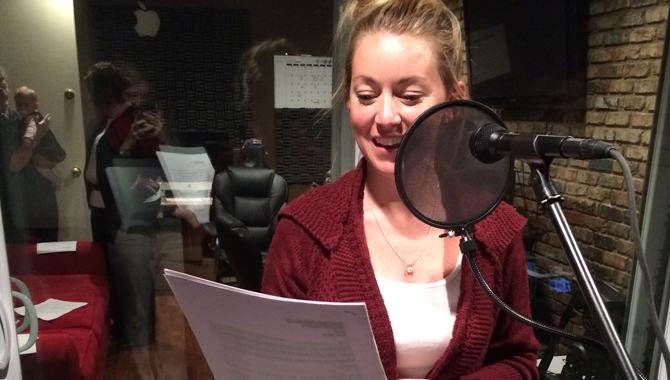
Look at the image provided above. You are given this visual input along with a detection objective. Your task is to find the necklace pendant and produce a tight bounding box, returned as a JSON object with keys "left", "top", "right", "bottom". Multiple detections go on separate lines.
{"left": 407, "top": 266, "right": 414, "bottom": 274}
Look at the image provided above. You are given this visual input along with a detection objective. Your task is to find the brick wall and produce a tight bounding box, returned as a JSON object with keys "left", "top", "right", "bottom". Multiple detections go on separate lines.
{"left": 447, "top": 0, "right": 669, "bottom": 342}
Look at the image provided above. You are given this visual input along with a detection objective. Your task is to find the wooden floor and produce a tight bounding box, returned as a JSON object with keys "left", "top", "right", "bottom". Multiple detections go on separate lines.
{"left": 104, "top": 292, "right": 214, "bottom": 380}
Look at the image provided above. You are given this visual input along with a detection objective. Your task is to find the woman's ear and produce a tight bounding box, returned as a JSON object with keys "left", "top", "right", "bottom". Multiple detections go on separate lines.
{"left": 448, "top": 81, "right": 467, "bottom": 100}
{"left": 457, "top": 81, "right": 467, "bottom": 96}
{"left": 447, "top": 81, "right": 468, "bottom": 100}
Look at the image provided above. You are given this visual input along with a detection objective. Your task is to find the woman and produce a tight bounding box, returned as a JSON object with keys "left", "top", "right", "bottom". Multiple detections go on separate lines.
{"left": 261, "top": 1, "right": 539, "bottom": 379}
{"left": 84, "top": 61, "right": 168, "bottom": 348}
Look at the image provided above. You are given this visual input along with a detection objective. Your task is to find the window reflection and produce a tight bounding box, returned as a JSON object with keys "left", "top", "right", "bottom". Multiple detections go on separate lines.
{"left": 2, "top": 0, "right": 335, "bottom": 378}
{"left": 6, "top": 0, "right": 666, "bottom": 379}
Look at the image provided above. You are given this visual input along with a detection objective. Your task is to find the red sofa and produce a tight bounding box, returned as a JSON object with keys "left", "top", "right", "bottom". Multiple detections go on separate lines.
{"left": 7, "top": 241, "right": 110, "bottom": 380}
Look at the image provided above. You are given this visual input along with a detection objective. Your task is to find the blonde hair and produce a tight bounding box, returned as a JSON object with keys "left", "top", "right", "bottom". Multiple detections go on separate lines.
{"left": 14, "top": 86, "right": 38, "bottom": 103}
{"left": 333, "top": 0, "right": 464, "bottom": 105}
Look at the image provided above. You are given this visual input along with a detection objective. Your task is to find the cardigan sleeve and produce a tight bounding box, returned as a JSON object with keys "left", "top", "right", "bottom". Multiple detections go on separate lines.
{"left": 261, "top": 216, "right": 319, "bottom": 299}
{"left": 459, "top": 232, "right": 540, "bottom": 380}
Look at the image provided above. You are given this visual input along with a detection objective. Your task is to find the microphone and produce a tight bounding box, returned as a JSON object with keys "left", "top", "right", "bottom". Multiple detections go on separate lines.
{"left": 470, "top": 123, "right": 616, "bottom": 164}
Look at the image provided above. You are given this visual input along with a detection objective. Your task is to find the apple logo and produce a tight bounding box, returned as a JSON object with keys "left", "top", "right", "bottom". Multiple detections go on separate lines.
{"left": 134, "top": 2, "right": 160, "bottom": 37}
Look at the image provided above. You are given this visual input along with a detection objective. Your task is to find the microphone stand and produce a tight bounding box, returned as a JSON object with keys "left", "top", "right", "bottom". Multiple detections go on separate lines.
{"left": 527, "top": 161, "right": 637, "bottom": 380}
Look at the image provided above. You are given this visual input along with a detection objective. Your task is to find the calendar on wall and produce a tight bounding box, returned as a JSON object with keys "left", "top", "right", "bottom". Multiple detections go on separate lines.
{"left": 274, "top": 55, "right": 333, "bottom": 109}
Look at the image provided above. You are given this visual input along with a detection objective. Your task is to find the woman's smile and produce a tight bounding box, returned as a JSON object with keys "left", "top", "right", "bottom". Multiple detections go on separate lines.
{"left": 373, "top": 136, "right": 404, "bottom": 149}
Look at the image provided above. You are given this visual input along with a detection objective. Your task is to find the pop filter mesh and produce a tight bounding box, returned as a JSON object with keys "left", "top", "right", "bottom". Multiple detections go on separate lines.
{"left": 395, "top": 100, "right": 512, "bottom": 229}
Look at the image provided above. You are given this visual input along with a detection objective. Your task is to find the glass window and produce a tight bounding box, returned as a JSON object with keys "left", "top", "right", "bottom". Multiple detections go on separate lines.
{"left": 0, "top": 1, "right": 667, "bottom": 379}
{"left": 0, "top": 0, "right": 337, "bottom": 378}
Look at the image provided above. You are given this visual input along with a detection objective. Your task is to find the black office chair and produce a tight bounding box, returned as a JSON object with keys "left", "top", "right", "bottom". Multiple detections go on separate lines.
{"left": 212, "top": 166, "right": 288, "bottom": 292}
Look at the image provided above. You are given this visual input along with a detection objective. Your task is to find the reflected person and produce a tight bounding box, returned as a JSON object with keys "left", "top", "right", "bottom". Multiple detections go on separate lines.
{"left": 84, "top": 61, "right": 169, "bottom": 348}
{"left": 14, "top": 86, "right": 67, "bottom": 192}
{"left": 13, "top": 86, "right": 65, "bottom": 242}
{"left": 0, "top": 66, "right": 54, "bottom": 243}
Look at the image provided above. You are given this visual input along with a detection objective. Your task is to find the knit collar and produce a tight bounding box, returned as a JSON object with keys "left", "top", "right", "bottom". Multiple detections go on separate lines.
{"left": 278, "top": 159, "right": 365, "bottom": 251}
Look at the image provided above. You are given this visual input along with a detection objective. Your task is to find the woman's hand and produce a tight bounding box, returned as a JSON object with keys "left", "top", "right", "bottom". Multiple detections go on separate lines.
{"left": 131, "top": 111, "right": 167, "bottom": 142}
{"left": 130, "top": 174, "right": 160, "bottom": 193}
{"left": 119, "top": 110, "right": 167, "bottom": 155}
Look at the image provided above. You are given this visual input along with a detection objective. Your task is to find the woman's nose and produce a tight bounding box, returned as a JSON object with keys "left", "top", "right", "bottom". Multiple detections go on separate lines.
{"left": 375, "top": 95, "right": 401, "bottom": 130}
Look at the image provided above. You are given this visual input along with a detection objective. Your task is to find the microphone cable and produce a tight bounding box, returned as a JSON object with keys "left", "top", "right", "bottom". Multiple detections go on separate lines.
{"left": 459, "top": 148, "right": 670, "bottom": 380}
{"left": 462, "top": 248, "right": 647, "bottom": 380}
{"left": 610, "top": 149, "right": 670, "bottom": 380}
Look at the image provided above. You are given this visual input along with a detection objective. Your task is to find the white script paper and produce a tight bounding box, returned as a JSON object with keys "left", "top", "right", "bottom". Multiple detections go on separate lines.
{"left": 36, "top": 241, "right": 77, "bottom": 254}
{"left": 15, "top": 299, "right": 87, "bottom": 321}
{"left": 164, "top": 269, "right": 386, "bottom": 380}
{"left": 156, "top": 150, "right": 214, "bottom": 224}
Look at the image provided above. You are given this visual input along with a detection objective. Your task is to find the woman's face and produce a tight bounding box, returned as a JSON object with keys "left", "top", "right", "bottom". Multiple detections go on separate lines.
{"left": 101, "top": 85, "right": 138, "bottom": 119}
{"left": 347, "top": 32, "right": 462, "bottom": 177}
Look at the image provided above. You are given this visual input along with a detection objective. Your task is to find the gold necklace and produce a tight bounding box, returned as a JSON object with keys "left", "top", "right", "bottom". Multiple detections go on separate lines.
{"left": 364, "top": 194, "right": 432, "bottom": 275}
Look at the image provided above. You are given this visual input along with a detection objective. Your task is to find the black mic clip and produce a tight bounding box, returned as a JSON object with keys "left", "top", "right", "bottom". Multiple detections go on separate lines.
{"left": 440, "top": 224, "right": 476, "bottom": 239}
{"left": 440, "top": 225, "right": 478, "bottom": 254}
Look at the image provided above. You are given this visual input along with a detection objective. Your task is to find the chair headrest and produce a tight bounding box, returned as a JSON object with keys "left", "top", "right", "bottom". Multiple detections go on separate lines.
{"left": 227, "top": 167, "right": 277, "bottom": 198}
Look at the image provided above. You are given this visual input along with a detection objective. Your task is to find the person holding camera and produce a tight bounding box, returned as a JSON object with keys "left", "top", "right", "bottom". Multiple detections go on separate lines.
{"left": 84, "top": 61, "right": 169, "bottom": 349}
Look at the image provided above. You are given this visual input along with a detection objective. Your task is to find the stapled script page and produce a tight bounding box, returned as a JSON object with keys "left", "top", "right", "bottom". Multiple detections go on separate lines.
{"left": 164, "top": 269, "right": 386, "bottom": 380}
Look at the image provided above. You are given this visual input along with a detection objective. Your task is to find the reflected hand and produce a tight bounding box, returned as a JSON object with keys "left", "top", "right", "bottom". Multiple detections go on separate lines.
{"left": 130, "top": 174, "right": 160, "bottom": 193}
{"left": 119, "top": 110, "right": 167, "bottom": 156}
{"left": 52, "top": 177, "right": 63, "bottom": 191}
{"left": 131, "top": 111, "right": 166, "bottom": 142}
{"left": 36, "top": 113, "right": 51, "bottom": 140}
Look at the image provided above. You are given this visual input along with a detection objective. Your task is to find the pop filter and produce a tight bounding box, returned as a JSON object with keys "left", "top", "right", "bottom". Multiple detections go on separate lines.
{"left": 395, "top": 100, "right": 512, "bottom": 229}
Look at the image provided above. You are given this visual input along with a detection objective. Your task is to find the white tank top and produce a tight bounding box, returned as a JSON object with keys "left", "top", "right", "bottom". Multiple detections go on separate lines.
{"left": 376, "top": 254, "right": 462, "bottom": 379}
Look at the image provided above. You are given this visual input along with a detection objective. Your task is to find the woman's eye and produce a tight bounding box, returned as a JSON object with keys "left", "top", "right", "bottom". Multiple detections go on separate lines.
{"left": 402, "top": 94, "right": 422, "bottom": 103}
{"left": 356, "top": 93, "right": 376, "bottom": 103}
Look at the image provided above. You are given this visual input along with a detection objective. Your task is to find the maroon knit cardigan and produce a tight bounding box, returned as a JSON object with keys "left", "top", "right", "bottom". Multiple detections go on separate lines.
{"left": 262, "top": 162, "right": 539, "bottom": 380}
